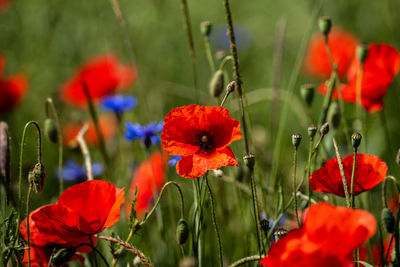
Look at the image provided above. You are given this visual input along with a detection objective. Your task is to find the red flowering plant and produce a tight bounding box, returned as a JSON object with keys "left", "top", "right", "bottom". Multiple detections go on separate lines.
{"left": 161, "top": 104, "right": 242, "bottom": 178}
{"left": 0, "top": 54, "right": 28, "bottom": 114}
{"left": 260, "top": 203, "right": 377, "bottom": 267}
{"left": 19, "top": 180, "right": 124, "bottom": 266}
{"left": 309, "top": 154, "right": 387, "bottom": 197}
{"left": 60, "top": 53, "right": 136, "bottom": 108}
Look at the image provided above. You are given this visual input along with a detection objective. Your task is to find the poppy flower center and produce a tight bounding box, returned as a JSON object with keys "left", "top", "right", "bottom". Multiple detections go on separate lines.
{"left": 196, "top": 131, "right": 214, "bottom": 153}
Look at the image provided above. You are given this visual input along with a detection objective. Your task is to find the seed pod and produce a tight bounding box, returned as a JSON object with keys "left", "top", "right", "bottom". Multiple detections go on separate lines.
{"left": 273, "top": 228, "right": 288, "bottom": 242}
{"left": 44, "top": 118, "right": 58, "bottom": 143}
{"left": 382, "top": 208, "right": 395, "bottom": 233}
{"left": 351, "top": 132, "right": 362, "bottom": 150}
{"left": 28, "top": 163, "right": 46, "bottom": 194}
{"left": 226, "top": 81, "right": 236, "bottom": 93}
{"left": 320, "top": 122, "right": 330, "bottom": 135}
{"left": 307, "top": 124, "right": 317, "bottom": 139}
{"left": 176, "top": 219, "right": 189, "bottom": 245}
{"left": 51, "top": 247, "right": 76, "bottom": 267}
{"left": 209, "top": 70, "right": 225, "bottom": 97}
{"left": 327, "top": 101, "right": 341, "bottom": 129}
{"left": 292, "top": 133, "right": 302, "bottom": 148}
{"left": 357, "top": 44, "right": 368, "bottom": 64}
{"left": 0, "top": 122, "right": 10, "bottom": 183}
{"left": 318, "top": 16, "right": 332, "bottom": 36}
{"left": 200, "top": 21, "right": 212, "bottom": 37}
{"left": 243, "top": 153, "right": 255, "bottom": 169}
{"left": 300, "top": 83, "right": 315, "bottom": 107}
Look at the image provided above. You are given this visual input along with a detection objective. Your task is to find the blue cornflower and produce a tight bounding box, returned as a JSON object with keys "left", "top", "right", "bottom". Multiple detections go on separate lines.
{"left": 124, "top": 121, "right": 163, "bottom": 147}
{"left": 56, "top": 160, "right": 103, "bottom": 182}
{"left": 168, "top": 155, "right": 182, "bottom": 167}
{"left": 101, "top": 95, "right": 137, "bottom": 114}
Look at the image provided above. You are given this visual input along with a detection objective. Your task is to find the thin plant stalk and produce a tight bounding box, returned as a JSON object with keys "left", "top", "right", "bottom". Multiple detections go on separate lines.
{"left": 307, "top": 137, "right": 314, "bottom": 208}
{"left": 26, "top": 186, "right": 32, "bottom": 267}
{"left": 228, "top": 254, "right": 264, "bottom": 267}
{"left": 293, "top": 147, "right": 301, "bottom": 227}
{"left": 76, "top": 124, "right": 93, "bottom": 181}
{"left": 332, "top": 138, "right": 351, "bottom": 207}
{"left": 205, "top": 174, "right": 223, "bottom": 267}
{"left": 203, "top": 35, "right": 215, "bottom": 73}
{"left": 350, "top": 148, "right": 358, "bottom": 208}
{"left": 89, "top": 235, "right": 98, "bottom": 267}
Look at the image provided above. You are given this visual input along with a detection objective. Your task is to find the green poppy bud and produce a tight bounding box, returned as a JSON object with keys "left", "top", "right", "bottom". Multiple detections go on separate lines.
{"left": 44, "top": 118, "right": 58, "bottom": 143}
{"left": 300, "top": 83, "right": 315, "bottom": 107}
{"left": 273, "top": 228, "right": 288, "bottom": 242}
{"left": 226, "top": 81, "right": 236, "bottom": 93}
{"left": 357, "top": 43, "right": 368, "bottom": 64}
{"left": 327, "top": 101, "right": 341, "bottom": 129}
{"left": 260, "top": 219, "right": 270, "bottom": 238}
{"left": 382, "top": 208, "right": 395, "bottom": 233}
{"left": 200, "top": 21, "right": 212, "bottom": 37}
{"left": 320, "top": 122, "right": 330, "bottom": 135}
{"left": 28, "top": 163, "right": 46, "bottom": 194}
{"left": 292, "top": 133, "right": 302, "bottom": 148}
{"left": 176, "top": 219, "right": 189, "bottom": 245}
{"left": 307, "top": 124, "right": 317, "bottom": 139}
{"left": 318, "top": 16, "right": 332, "bottom": 36}
{"left": 51, "top": 247, "right": 76, "bottom": 267}
{"left": 351, "top": 132, "right": 362, "bottom": 150}
{"left": 243, "top": 153, "right": 255, "bottom": 169}
{"left": 209, "top": 70, "right": 225, "bottom": 97}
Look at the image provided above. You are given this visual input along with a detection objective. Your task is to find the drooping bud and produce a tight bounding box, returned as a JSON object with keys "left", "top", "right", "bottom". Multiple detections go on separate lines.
{"left": 320, "top": 122, "right": 330, "bottom": 135}
{"left": 351, "top": 132, "right": 362, "bottom": 150}
{"left": 318, "top": 16, "right": 332, "bottom": 36}
{"left": 44, "top": 118, "right": 58, "bottom": 143}
{"left": 209, "top": 70, "right": 225, "bottom": 97}
{"left": 273, "top": 228, "right": 288, "bottom": 242}
{"left": 382, "top": 208, "right": 395, "bottom": 233}
{"left": 307, "top": 124, "right": 317, "bottom": 139}
{"left": 327, "top": 101, "right": 341, "bottom": 129}
{"left": 291, "top": 133, "right": 302, "bottom": 149}
{"left": 243, "top": 153, "right": 255, "bottom": 169}
{"left": 357, "top": 43, "right": 369, "bottom": 64}
{"left": 51, "top": 247, "right": 76, "bottom": 267}
{"left": 28, "top": 163, "right": 46, "bottom": 194}
{"left": 300, "top": 83, "right": 315, "bottom": 107}
{"left": 396, "top": 148, "right": 400, "bottom": 166}
{"left": 176, "top": 219, "right": 189, "bottom": 245}
{"left": 200, "top": 21, "right": 212, "bottom": 37}
{"left": 133, "top": 256, "right": 143, "bottom": 267}
{"left": 226, "top": 81, "right": 236, "bottom": 94}
{"left": 0, "top": 122, "right": 10, "bottom": 183}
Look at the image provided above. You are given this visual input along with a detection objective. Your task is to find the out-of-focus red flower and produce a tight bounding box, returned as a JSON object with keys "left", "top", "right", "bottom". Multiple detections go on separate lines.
{"left": 0, "top": 55, "right": 28, "bottom": 113}
{"left": 126, "top": 151, "right": 167, "bottom": 219}
{"left": 359, "top": 236, "right": 393, "bottom": 265}
{"left": 0, "top": 0, "right": 10, "bottom": 10}
{"left": 62, "top": 114, "right": 117, "bottom": 147}
{"left": 260, "top": 202, "right": 376, "bottom": 267}
{"left": 161, "top": 104, "right": 242, "bottom": 178}
{"left": 309, "top": 154, "right": 387, "bottom": 197}
{"left": 304, "top": 28, "right": 359, "bottom": 80}
{"left": 60, "top": 54, "right": 136, "bottom": 108}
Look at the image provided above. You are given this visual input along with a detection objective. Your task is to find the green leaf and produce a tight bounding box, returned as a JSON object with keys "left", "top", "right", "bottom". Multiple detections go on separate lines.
{"left": 355, "top": 260, "right": 374, "bottom": 267}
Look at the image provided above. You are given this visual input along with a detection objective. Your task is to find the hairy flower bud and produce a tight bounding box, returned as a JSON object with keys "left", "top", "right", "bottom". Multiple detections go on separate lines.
{"left": 51, "top": 247, "right": 76, "bottom": 267}
{"left": 243, "top": 153, "right": 255, "bottom": 169}
{"left": 307, "top": 124, "right": 317, "bottom": 139}
{"left": 351, "top": 132, "right": 362, "bottom": 150}
{"left": 28, "top": 163, "right": 46, "bottom": 194}
{"left": 382, "top": 208, "right": 395, "bottom": 233}
{"left": 209, "top": 70, "right": 225, "bottom": 97}
{"left": 300, "top": 83, "right": 315, "bottom": 107}
{"left": 44, "top": 118, "right": 58, "bottom": 143}
{"left": 227, "top": 81, "right": 236, "bottom": 93}
{"left": 273, "top": 228, "right": 288, "bottom": 242}
{"left": 176, "top": 219, "right": 189, "bottom": 245}
{"left": 357, "top": 43, "right": 369, "bottom": 64}
{"left": 292, "top": 133, "right": 302, "bottom": 148}
{"left": 260, "top": 219, "right": 270, "bottom": 238}
{"left": 320, "top": 122, "right": 330, "bottom": 135}
{"left": 200, "top": 21, "right": 212, "bottom": 37}
{"left": 318, "top": 16, "right": 332, "bottom": 35}
{"left": 327, "top": 101, "right": 341, "bottom": 129}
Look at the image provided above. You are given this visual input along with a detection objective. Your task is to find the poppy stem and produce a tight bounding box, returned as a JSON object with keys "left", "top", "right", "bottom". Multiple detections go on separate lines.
{"left": 205, "top": 174, "right": 223, "bottom": 267}
{"left": 228, "top": 254, "right": 264, "bottom": 267}
{"left": 350, "top": 148, "right": 358, "bottom": 208}
{"left": 180, "top": 0, "right": 199, "bottom": 104}
{"left": 332, "top": 138, "right": 351, "bottom": 208}
{"left": 318, "top": 73, "right": 336, "bottom": 127}
{"left": 26, "top": 186, "right": 32, "bottom": 267}
{"left": 15, "top": 121, "right": 42, "bottom": 245}
{"left": 76, "top": 124, "right": 93, "bottom": 181}
{"left": 45, "top": 98, "right": 64, "bottom": 195}
{"left": 89, "top": 235, "right": 98, "bottom": 267}
{"left": 76, "top": 243, "right": 110, "bottom": 267}
{"left": 293, "top": 146, "right": 301, "bottom": 227}
{"left": 307, "top": 136, "right": 314, "bottom": 208}
{"left": 82, "top": 81, "right": 110, "bottom": 171}
{"left": 203, "top": 34, "right": 215, "bottom": 74}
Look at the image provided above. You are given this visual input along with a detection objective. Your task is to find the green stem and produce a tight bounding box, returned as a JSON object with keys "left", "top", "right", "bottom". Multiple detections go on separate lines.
{"left": 293, "top": 148, "right": 300, "bottom": 227}
{"left": 81, "top": 81, "right": 110, "bottom": 169}
{"left": 76, "top": 243, "right": 110, "bottom": 267}
{"left": 218, "top": 56, "right": 233, "bottom": 71}
{"left": 89, "top": 235, "right": 98, "bottom": 267}
{"left": 26, "top": 186, "right": 32, "bottom": 267}
{"left": 249, "top": 166, "right": 264, "bottom": 254}
{"left": 307, "top": 137, "right": 314, "bottom": 208}
{"left": 204, "top": 36, "right": 215, "bottom": 73}
{"left": 45, "top": 98, "right": 63, "bottom": 195}
{"left": 318, "top": 73, "right": 337, "bottom": 127}
{"left": 350, "top": 148, "right": 358, "bottom": 208}
{"left": 205, "top": 175, "right": 223, "bottom": 267}
{"left": 220, "top": 90, "right": 232, "bottom": 107}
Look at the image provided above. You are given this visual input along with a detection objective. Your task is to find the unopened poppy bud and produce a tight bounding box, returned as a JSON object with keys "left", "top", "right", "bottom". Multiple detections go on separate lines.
{"left": 0, "top": 122, "right": 10, "bottom": 181}
{"left": 200, "top": 21, "right": 212, "bottom": 37}
{"left": 292, "top": 133, "right": 302, "bottom": 148}
{"left": 273, "top": 228, "right": 288, "bottom": 242}
{"left": 327, "top": 102, "right": 341, "bottom": 129}
{"left": 44, "top": 118, "right": 58, "bottom": 143}
{"left": 209, "top": 70, "right": 225, "bottom": 97}
{"left": 134, "top": 256, "right": 143, "bottom": 267}
{"left": 320, "top": 122, "right": 330, "bottom": 135}
{"left": 318, "top": 16, "right": 332, "bottom": 36}
{"left": 300, "top": 83, "right": 315, "bottom": 107}
{"left": 351, "top": 132, "right": 362, "bottom": 150}
{"left": 357, "top": 43, "right": 368, "bottom": 63}
{"left": 227, "top": 81, "right": 236, "bottom": 93}
{"left": 260, "top": 219, "right": 270, "bottom": 237}
{"left": 51, "top": 247, "right": 76, "bottom": 267}
{"left": 307, "top": 124, "right": 317, "bottom": 139}
{"left": 28, "top": 163, "right": 45, "bottom": 194}
{"left": 382, "top": 208, "right": 395, "bottom": 233}
{"left": 396, "top": 149, "right": 400, "bottom": 166}
{"left": 243, "top": 153, "right": 255, "bottom": 169}
{"left": 176, "top": 219, "right": 189, "bottom": 245}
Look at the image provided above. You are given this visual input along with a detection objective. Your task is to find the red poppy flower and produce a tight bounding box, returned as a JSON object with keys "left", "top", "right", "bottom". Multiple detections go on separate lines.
{"left": 260, "top": 202, "right": 376, "bottom": 267}
{"left": 0, "top": 55, "right": 28, "bottom": 113}
{"left": 161, "top": 104, "right": 242, "bottom": 178}
{"left": 60, "top": 53, "right": 136, "bottom": 108}
{"left": 125, "top": 151, "right": 167, "bottom": 218}
{"left": 309, "top": 154, "right": 387, "bottom": 197}
{"left": 62, "top": 114, "right": 117, "bottom": 147}
{"left": 304, "top": 28, "right": 359, "bottom": 80}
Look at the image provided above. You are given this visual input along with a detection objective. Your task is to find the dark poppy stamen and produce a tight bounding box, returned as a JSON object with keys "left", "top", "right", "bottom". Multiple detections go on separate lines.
{"left": 196, "top": 131, "right": 214, "bottom": 152}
